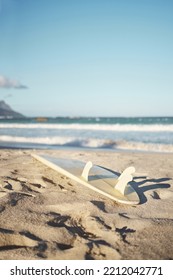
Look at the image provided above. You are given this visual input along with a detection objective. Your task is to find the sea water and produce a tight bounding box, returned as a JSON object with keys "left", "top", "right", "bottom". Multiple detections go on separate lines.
{"left": 0, "top": 117, "right": 173, "bottom": 152}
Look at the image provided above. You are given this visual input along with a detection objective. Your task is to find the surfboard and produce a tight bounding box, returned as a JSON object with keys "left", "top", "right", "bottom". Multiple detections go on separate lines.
{"left": 31, "top": 154, "right": 140, "bottom": 205}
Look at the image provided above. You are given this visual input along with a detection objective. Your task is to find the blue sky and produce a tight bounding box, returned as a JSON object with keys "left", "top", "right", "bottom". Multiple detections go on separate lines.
{"left": 0, "top": 0, "right": 173, "bottom": 117}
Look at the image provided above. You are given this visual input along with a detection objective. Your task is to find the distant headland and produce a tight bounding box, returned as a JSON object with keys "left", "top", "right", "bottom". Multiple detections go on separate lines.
{"left": 0, "top": 100, "right": 24, "bottom": 119}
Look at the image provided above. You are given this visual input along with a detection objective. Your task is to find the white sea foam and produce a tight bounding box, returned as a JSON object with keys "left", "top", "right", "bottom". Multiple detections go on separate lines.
{"left": 0, "top": 135, "right": 75, "bottom": 145}
{"left": 115, "top": 140, "right": 173, "bottom": 153}
{"left": 0, "top": 123, "right": 173, "bottom": 131}
{"left": 0, "top": 135, "right": 173, "bottom": 152}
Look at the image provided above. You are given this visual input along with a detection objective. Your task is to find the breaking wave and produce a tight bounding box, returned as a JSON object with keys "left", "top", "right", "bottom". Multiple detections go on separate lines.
{"left": 0, "top": 123, "right": 173, "bottom": 132}
{"left": 0, "top": 135, "right": 173, "bottom": 153}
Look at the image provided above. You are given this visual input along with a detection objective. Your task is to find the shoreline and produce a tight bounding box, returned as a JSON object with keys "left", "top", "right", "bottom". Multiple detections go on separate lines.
{"left": 0, "top": 148, "right": 173, "bottom": 259}
{"left": 0, "top": 143, "right": 173, "bottom": 155}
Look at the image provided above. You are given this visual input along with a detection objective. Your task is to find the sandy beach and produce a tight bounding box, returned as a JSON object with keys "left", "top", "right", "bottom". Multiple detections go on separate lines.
{"left": 0, "top": 148, "right": 173, "bottom": 260}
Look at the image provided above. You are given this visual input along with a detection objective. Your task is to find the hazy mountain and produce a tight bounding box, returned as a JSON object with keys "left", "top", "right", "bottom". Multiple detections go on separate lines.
{"left": 0, "top": 100, "right": 24, "bottom": 118}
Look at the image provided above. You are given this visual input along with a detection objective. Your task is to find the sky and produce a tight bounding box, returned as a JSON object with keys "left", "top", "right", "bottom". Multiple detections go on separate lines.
{"left": 0, "top": 0, "right": 173, "bottom": 117}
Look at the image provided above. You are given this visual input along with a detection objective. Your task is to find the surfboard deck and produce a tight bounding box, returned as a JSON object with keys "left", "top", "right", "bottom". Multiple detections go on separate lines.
{"left": 31, "top": 154, "right": 140, "bottom": 205}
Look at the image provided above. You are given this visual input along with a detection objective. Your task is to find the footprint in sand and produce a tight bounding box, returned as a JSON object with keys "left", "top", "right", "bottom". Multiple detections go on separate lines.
{"left": 0, "top": 177, "right": 36, "bottom": 199}
{"left": 46, "top": 212, "right": 121, "bottom": 260}
{"left": 47, "top": 214, "right": 70, "bottom": 228}
{"left": 0, "top": 228, "right": 38, "bottom": 250}
{"left": 47, "top": 213, "right": 97, "bottom": 239}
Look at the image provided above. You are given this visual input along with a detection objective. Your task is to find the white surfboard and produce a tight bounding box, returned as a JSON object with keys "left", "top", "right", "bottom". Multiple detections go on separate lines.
{"left": 31, "top": 154, "right": 140, "bottom": 205}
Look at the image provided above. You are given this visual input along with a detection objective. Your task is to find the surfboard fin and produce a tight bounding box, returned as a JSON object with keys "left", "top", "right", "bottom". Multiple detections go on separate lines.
{"left": 81, "top": 161, "right": 93, "bottom": 181}
{"left": 114, "top": 167, "right": 135, "bottom": 195}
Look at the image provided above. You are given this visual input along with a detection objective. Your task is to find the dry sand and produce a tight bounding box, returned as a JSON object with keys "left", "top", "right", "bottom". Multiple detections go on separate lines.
{"left": 0, "top": 149, "right": 173, "bottom": 260}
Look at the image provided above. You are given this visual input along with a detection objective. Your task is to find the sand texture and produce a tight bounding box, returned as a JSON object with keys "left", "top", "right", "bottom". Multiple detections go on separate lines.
{"left": 0, "top": 149, "right": 173, "bottom": 260}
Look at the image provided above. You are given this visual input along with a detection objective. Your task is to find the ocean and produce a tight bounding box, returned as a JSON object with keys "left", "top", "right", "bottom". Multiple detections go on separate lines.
{"left": 0, "top": 117, "right": 173, "bottom": 152}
